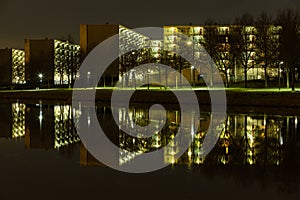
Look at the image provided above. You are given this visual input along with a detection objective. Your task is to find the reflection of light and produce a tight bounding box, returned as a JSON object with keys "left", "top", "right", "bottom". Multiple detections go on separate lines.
{"left": 248, "top": 158, "right": 254, "bottom": 165}
{"left": 171, "top": 158, "right": 175, "bottom": 164}
{"left": 87, "top": 115, "right": 91, "bottom": 127}
{"left": 195, "top": 157, "right": 203, "bottom": 164}
{"left": 39, "top": 113, "right": 43, "bottom": 121}
{"left": 119, "top": 150, "right": 142, "bottom": 166}
{"left": 191, "top": 112, "right": 195, "bottom": 139}
{"left": 39, "top": 103, "right": 43, "bottom": 129}
{"left": 187, "top": 41, "right": 193, "bottom": 45}
{"left": 170, "top": 150, "right": 177, "bottom": 155}
{"left": 247, "top": 132, "right": 254, "bottom": 148}
{"left": 188, "top": 150, "right": 192, "bottom": 157}
{"left": 280, "top": 134, "right": 283, "bottom": 145}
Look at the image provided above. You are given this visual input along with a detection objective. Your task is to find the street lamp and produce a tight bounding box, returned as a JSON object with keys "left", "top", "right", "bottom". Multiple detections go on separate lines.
{"left": 279, "top": 61, "right": 283, "bottom": 90}
{"left": 191, "top": 66, "right": 195, "bottom": 87}
{"left": 87, "top": 71, "right": 91, "bottom": 88}
{"left": 38, "top": 73, "right": 43, "bottom": 88}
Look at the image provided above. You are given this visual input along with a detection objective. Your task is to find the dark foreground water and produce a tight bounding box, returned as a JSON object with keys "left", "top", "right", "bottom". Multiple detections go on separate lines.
{"left": 0, "top": 101, "right": 299, "bottom": 200}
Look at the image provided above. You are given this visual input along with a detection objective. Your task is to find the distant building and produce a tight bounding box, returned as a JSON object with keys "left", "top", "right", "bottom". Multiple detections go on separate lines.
{"left": 79, "top": 24, "right": 280, "bottom": 87}
{"left": 25, "top": 39, "right": 80, "bottom": 88}
{"left": 163, "top": 25, "right": 281, "bottom": 83}
{"left": 0, "top": 48, "right": 25, "bottom": 87}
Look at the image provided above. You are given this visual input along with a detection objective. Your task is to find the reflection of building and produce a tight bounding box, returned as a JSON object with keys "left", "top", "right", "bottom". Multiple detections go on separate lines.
{"left": 54, "top": 105, "right": 80, "bottom": 149}
{"left": 115, "top": 106, "right": 286, "bottom": 167}
{"left": 25, "top": 39, "right": 80, "bottom": 87}
{"left": 1, "top": 101, "right": 294, "bottom": 168}
{"left": 0, "top": 48, "right": 25, "bottom": 86}
{"left": 224, "top": 114, "right": 283, "bottom": 166}
{"left": 25, "top": 104, "right": 81, "bottom": 150}
{"left": 25, "top": 104, "right": 55, "bottom": 149}
{"left": 167, "top": 113, "right": 285, "bottom": 166}
{"left": 0, "top": 104, "right": 12, "bottom": 138}
{"left": 117, "top": 107, "right": 203, "bottom": 166}
{"left": 0, "top": 103, "right": 26, "bottom": 138}
{"left": 12, "top": 102, "right": 26, "bottom": 138}
{"left": 80, "top": 143, "right": 106, "bottom": 167}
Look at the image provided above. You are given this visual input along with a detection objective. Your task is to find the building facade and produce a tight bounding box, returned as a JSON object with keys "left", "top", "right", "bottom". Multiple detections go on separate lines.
{"left": 0, "top": 48, "right": 25, "bottom": 87}
{"left": 25, "top": 39, "right": 80, "bottom": 88}
{"left": 80, "top": 24, "right": 149, "bottom": 87}
{"left": 163, "top": 25, "right": 282, "bottom": 84}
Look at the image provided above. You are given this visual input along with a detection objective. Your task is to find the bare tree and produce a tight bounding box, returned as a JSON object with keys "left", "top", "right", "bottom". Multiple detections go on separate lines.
{"left": 255, "top": 12, "right": 280, "bottom": 88}
{"left": 203, "top": 21, "right": 219, "bottom": 87}
{"left": 233, "top": 13, "right": 256, "bottom": 88}
{"left": 214, "top": 26, "right": 233, "bottom": 87}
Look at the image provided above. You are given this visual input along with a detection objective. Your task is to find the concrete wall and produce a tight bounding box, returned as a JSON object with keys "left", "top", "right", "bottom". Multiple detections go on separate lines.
{"left": 25, "top": 39, "right": 54, "bottom": 87}
{"left": 0, "top": 49, "right": 12, "bottom": 86}
{"left": 80, "top": 24, "right": 120, "bottom": 86}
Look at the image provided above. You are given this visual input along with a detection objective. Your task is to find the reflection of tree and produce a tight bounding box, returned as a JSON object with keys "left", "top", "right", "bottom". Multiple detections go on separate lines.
{"left": 118, "top": 108, "right": 177, "bottom": 153}
{"left": 54, "top": 105, "right": 80, "bottom": 149}
{"left": 94, "top": 106, "right": 300, "bottom": 194}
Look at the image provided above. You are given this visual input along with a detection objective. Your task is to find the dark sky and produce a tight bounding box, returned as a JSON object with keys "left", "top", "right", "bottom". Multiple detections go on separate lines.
{"left": 0, "top": 0, "right": 300, "bottom": 49}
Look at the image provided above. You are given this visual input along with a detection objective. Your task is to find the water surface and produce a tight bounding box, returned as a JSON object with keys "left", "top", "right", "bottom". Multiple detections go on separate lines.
{"left": 0, "top": 102, "right": 299, "bottom": 200}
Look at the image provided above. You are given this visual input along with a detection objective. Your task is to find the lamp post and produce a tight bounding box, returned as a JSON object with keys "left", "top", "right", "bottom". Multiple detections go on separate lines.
{"left": 191, "top": 66, "right": 195, "bottom": 87}
{"left": 38, "top": 73, "right": 43, "bottom": 88}
{"left": 279, "top": 61, "right": 283, "bottom": 90}
{"left": 87, "top": 71, "right": 91, "bottom": 88}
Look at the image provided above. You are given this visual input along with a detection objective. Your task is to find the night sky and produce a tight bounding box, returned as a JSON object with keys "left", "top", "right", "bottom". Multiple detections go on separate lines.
{"left": 0, "top": 0, "right": 300, "bottom": 49}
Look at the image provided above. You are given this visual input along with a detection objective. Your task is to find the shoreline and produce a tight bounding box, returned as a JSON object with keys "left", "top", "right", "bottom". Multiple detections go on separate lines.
{"left": 0, "top": 87, "right": 299, "bottom": 104}
{"left": 0, "top": 88, "right": 300, "bottom": 111}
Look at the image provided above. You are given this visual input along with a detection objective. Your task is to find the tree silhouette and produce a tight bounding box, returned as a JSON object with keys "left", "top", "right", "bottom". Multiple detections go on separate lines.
{"left": 276, "top": 9, "right": 300, "bottom": 90}
{"left": 232, "top": 14, "right": 257, "bottom": 88}
{"left": 255, "top": 12, "right": 281, "bottom": 88}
